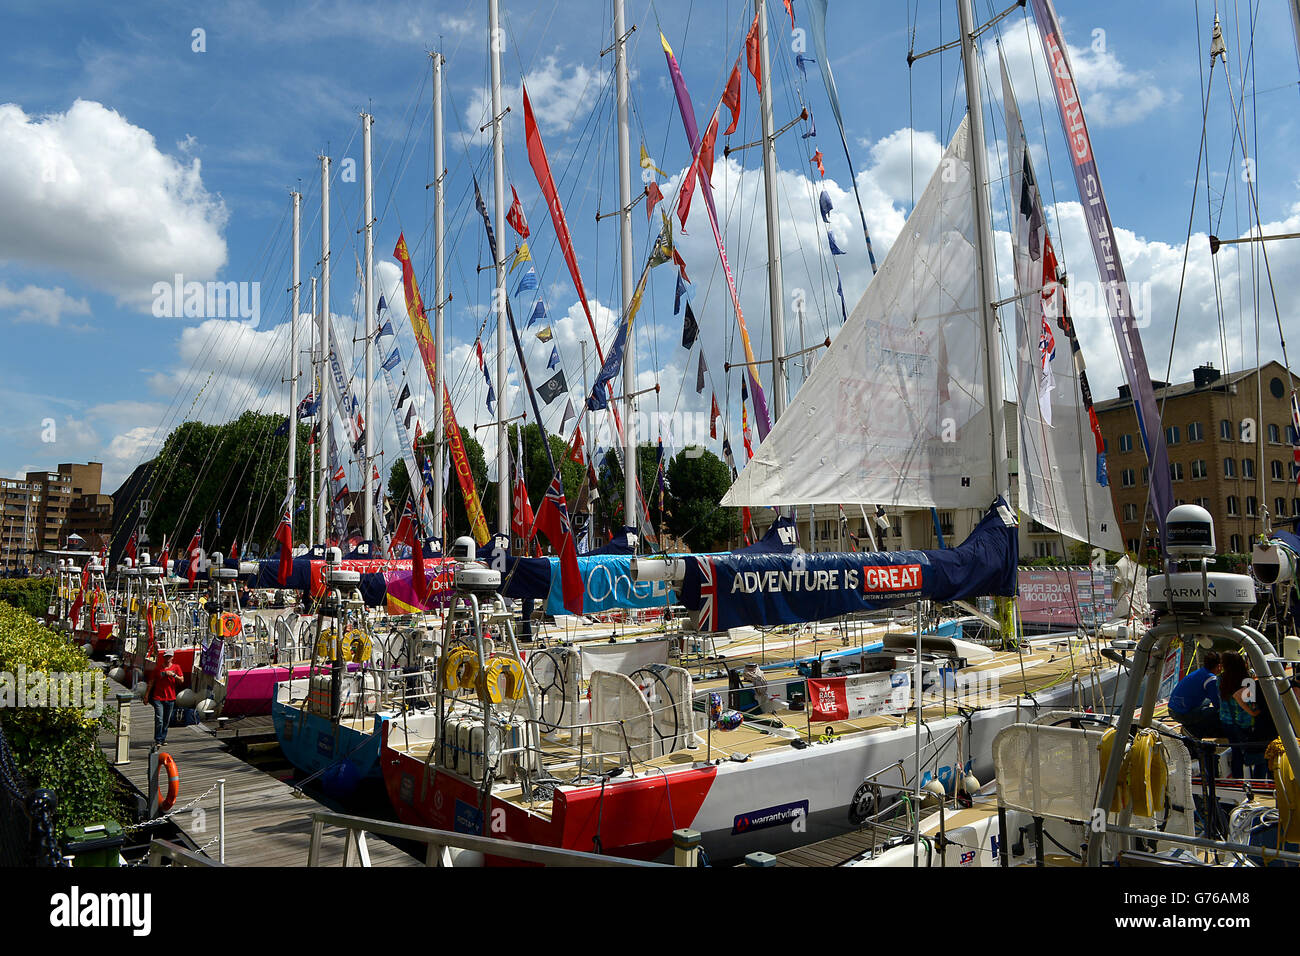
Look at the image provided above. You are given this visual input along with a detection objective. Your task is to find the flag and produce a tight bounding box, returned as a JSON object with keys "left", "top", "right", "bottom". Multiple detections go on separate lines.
{"left": 801, "top": 110, "right": 817, "bottom": 139}
{"left": 696, "top": 351, "right": 707, "bottom": 393}
{"left": 649, "top": 211, "right": 675, "bottom": 266}
{"left": 515, "top": 267, "right": 538, "bottom": 295}
{"left": 1292, "top": 392, "right": 1300, "bottom": 486}
{"left": 569, "top": 424, "right": 585, "bottom": 464}
{"left": 811, "top": 150, "right": 825, "bottom": 177}
{"left": 391, "top": 498, "right": 414, "bottom": 553}
{"left": 159, "top": 537, "right": 170, "bottom": 576}
{"left": 547, "top": 345, "right": 560, "bottom": 369}
{"left": 722, "top": 59, "right": 743, "bottom": 134}
{"left": 783, "top": 0, "right": 795, "bottom": 27}
{"left": 334, "top": 484, "right": 350, "bottom": 504}
{"left": 274, "top": 416, "right": 290, "bottom": 436}
{"left": 538, "top": 369, "right": 567, "bottom": 404}
{"left": 534, "top": 472, "right": 583, "bottom": 615}
{"left": 673, "top": 249, "right": 691, "bottom": 284}
{"left": 645, "top": 180, "right": 663, "bottom": 221}
{"left": 819, "top": 189, "right": 833, "bottom": 223}
{"left": 536, "top": 326, "right": 554, "bottom": 343}
{"left": 400, "top": 498, "right": 428, "bottom": 603}
{"left": 397, "top": 382, "right": 410, "bottom": 407}
{"left": 352, "top": 427, "right": 366, "bottom": 454}
{"left": 510, "top": 241, "right": 532, "bottom": 272}
{"left": 404, "top": 404, "right": 415, "bottom": 429}
{"left": 560, "top": 398, "right": 576, "bottom": 429}
{"left": 677, "top": 112, "right": 718, "bottom": 230}
{"left": 640, "top": 143, "right": 667, "bottom": 179}
{"left": 186, "top": 528, "right": 202, "bottom": 585}
{"left": 796, "top": 52, "right": 814, "bottom": 79}
{"left": 275, "top": 506, "right": 293, "bottom": 585}
{"left": 308, "top": 422, "right": 319, "bottom": 445}
{"left": 377, "top": 317, "right": 394, "bottom": 338}
{"left": 723, "top": 436, "right": 736, "bottom": 471}
{"left": 333, "top": 465, "right": 345, "bottom": 483}
{"left": 828, "top": 231, "right": 845, "bottom": 256}
{"left": 528, "top": 299, "right": 547, "bottom": 327}
{"left": 229, "top": 539, "right": 238, "bottom": 562}
{"left": 710, "top": 393, "right": 720, "bottom": 438}
{"left": 746, "top": 10, "right": 762, "bottom": 94}
{"left": 511, "top": 429, "right": 536, "bottom": 545}
{"left": 682, "top": 302, "right": 699, "bottom": 349}
{"left": 382, "top": 347, "right": 401, "bottom": 372}
{"left": 125, "top": 530, "right": 137, "bottom": 562}
{"left": 674, "top": 272, "right": 692, "bottom": 315}
{"left": 507, "top": 184, "right": 530, "bottom": 237}
{"left": 297, "top": 392, "right": 318, "bottom": 417}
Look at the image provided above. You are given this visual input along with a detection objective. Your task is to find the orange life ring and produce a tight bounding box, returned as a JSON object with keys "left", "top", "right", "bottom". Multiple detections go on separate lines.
{"left": 221, "top": 612, "right": 242, "bottom": 637}
{"left": 156, "top": 751, "right": 180, "bottom": 814}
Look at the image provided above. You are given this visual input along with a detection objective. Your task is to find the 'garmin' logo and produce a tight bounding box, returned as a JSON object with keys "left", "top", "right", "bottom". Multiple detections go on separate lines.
{"left": 50, "top": 887, "right": 151, "bottom": 936}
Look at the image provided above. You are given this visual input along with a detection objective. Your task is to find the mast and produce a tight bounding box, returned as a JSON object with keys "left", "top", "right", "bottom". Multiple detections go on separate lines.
{"left": 489, "top": 0, "right": 510, "bottom": 539}
{"left": 288, "top": 191, "right": 301, "bottom": 517}
{"left": 361, "top": 113, "right": 376, "bottom": 542}
{"left": 756, "top": 0, "right": 787, "bottom": 420}
{"left": 318, "top": 154, "right": 332, "bottom": 544}
{"left": 309, "top": 276, "right": 317, "bottom": 546}
{"left": 957, "top": 0, "right": 1009, "bottom": 499}
{"left": 432, "top": 51, "right": 447, "bottom": 543}
{"left": 614, "top": 0, "right": 637, "bottom": 536}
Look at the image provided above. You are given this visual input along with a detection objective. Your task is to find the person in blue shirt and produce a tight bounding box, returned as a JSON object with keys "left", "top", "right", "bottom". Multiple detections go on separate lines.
{"left": 1167, "top": 650, "right": 1221, "bottom": 739}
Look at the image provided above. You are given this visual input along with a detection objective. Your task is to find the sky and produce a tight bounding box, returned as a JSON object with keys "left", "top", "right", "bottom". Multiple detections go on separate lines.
{"left": 1, "top": 0, "right": 1298, "bottom": 539}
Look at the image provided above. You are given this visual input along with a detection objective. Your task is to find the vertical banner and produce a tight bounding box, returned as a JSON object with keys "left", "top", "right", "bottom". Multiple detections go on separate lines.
{"left": 1028, "top": 0, "right": 1172, "bottom": 547}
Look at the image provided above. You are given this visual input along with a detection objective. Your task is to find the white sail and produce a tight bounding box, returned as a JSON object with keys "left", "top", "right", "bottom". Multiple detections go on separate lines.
{"left": 723, "top": 116, "right": 993, "bottom": 509}
{"left": 1003, "top": 55, "right": 1122, "bottom": 552}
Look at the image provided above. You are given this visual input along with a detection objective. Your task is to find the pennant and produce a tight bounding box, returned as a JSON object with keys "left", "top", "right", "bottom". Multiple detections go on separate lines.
{"left": 674, "top": 272, "right": 692, "bottom": 315}
{"left": 836, "top": 270, "right": 848, "bottom": 324}
{"left": 514, "top": 266, "right": 538, "bottom": 295}
{"left": 537, "top": 369, "right": 568, "bottom": 404}
{"left": 569, "top": 423, "right": 585, "bottom": 464}
{"left": 640, "top": 142, "right": 667, "bottom": 179}
{"left": 275, "top": 506, "right": 293, "bottom": 586}
{"left": 511, "top": 428, "right": 536, "bottom": 545}
{"left": 710, "top": 392, "right": 720, "bottom": 438}
{"left": 783, "top": 0, "right": 795, "bottom": 28}
{"left": 547, "top": 345, "right": 560, "bottom": 369}
{"left": 507, "top": 184, "right": 530, "bottom": 238}
{"left": 672, "top": 248, "right": 691, "bottom": 284}
{"left": 819, "top": 189, "right": 832, "bottom": 223}
{"left": 801, "top": 110, "right": 817, "bottom": 139}
{"left": 828, "top": 231, "right": 846, "bottom": 256}
{"left": 404, "top": 404, "right": 415, "bottom": 429}
{"left": 682, "top": 302, "right": 699, "bottom": 349}
{"left": 186, "top": 528, "right": 202, "bottom": 585}
{"left": 561, "top": 398, "right": 576, "bottom": 429}
{"left": 377, "top": 321, "right": 394, "bottom": 343}
{"left": 534, "top": 472, "right": 583, "bottom": 615}
{"left": 536, "top": 326, "right": 554, "bottom": 343}
{"left": 722, "top": 436, "right": 736, "bottom": 472}
{"left": 649, "top": 211, "right": 675, "bottom": 266}
{"left": 397, "top": 382, "right": 410, "bottom": 407}
{"left": 795, "top": 53, "right": 815, "bottom": 79}
{"left": 645, "top": 180, "right": 664, "bottom": 221}
{"left": 475, "top": 338, "right": 485, "bottom": 369}
{"left": 333, "top": 465, "right": 346, "bottom": 483}
{"left": 125, "top": 531, "right": 137, "bottom": 562}
{"left": 229, "top": 539, "right": 238, "bottom": 562}
{"left": 381, "top": 347, "right": 401, "bottom": 372}
{"left": 158, "top": 537, "right": 170, "bottom": 577}
{"left": 527, "top": 298, "right": 547, "bottom": 327}
{"left": 510, "top": 241, "right": 532, "bottom": 273}
{"left": 677, "top": 112, "right": 718, "bottom": 230}
{"left": 722, "top": 59, "right": 743, "bottom": 135}
{"left": 746, "top": 11, "right": 762, "bottom": 95}
{"left": 696, "top": 351, "right": 707, "bottom": 394}
{"left": 811, "top": 149, "right": 825, "bottom": 177}
{"left": 485, "top": 384, "right": 495, "bottom": 414}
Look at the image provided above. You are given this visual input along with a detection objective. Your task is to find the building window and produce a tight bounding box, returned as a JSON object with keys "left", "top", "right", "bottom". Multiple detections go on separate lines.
{"left": 1269, "top": 423, "right": 1281, "bottom": 443}
{"left": 1196, "top": 497, "right": 1210, "bottom": 509}
{"left": 1126, "top": 538, "right": 1139, "bottom": 553}
{"left": 1142, "top": 466, "right": 1149, "bottom": 486}
{"left": 1119, "top": 434, "right": 1133, "bottom": 453}
{"left": 1122, "top": 468, "right": 1135, "bottom": 488}
{"left": 1191, "top": 459, "right": 1207, "bottom": 479}
{"left": 1169, "top": 462, "right": 1184, "bottom": 481}
{"left": 1166, "top": 425, "right": 1180, "bottom": 445}
{"left": 1033, "top": 542, "right": 1056, "bottom": 559}
{"left": 1227, "top": 496, "right": 1239, "bottom": 516}
{"left": 938, "top": 511, "right": 954, "bottom": 536}
{"left": 1224, "top": 458, "right": 1236, "bottom": 478}
{"left": 1243, "top": 458, "right": 1255, "bottom": 479}
{"left": 1289, "top": 425, "right": 1299, "bottom": 444}
{"left": 1274, "top": 460, "right": 1286, "bottom": 480}
{"left": 1187, "top": 422, "right": 1204, "bottom": 442}
{"left": 1123, "top": 503, "right": 1138, "bottom": 521}
{"left": 1221, "top": 419, "right": 1234, "bottom": 440}
{"left": 1230, "top": 534, "right": 1242, "bottom": 553}
{"left": 1277, "top": 498, "right": 1288, "bottom": 517}
{"left": 1246, "top": 496, "right": 1257, "bottom": 517}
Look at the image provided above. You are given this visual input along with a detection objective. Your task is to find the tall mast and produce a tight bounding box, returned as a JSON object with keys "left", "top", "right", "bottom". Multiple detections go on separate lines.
{"left": 958, "top": 0, "right": 1009, "bottom": 499}
{"left": 614, "top": 0, "right": 637, "bottom": 536}
{"left": 309, "top": 276, "right": 317, "bottom": 545}
{"left": 756, "top": 0, "right": 787, "bottom": 420}
{"left": 288, "top": 191, "right": 301, "bottom": 516}
{"left": 432, "top": 51, "right": 448, "bottom": 543}
{"left": 489, "top": 0, "right": 510, "bottom": 539}
{"left": 361, "top": 113, "right": 376, "bottom": 542}
{"left": 318, "top": 154, "right": 332, "bottom": 544}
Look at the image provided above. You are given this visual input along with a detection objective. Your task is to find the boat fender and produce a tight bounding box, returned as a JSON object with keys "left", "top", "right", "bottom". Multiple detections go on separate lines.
{"left": 156, "top": 751, "right": 180, "bottom": 814}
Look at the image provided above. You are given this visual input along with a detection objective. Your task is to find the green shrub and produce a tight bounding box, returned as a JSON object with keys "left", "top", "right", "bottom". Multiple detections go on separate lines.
{"left": 0, "top": 603, "right": 123, "bottom": 835}
{"left": 0, "top": 578, "right": 55, "bottom": 618}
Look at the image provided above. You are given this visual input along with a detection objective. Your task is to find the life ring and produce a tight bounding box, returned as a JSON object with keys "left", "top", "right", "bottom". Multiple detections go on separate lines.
{"left": 479, "top": 656, "right": 525, "bottom": 703}
{"left": 156, "top": 751, "right": 180, "bottom": 814}
{"left": 315, "top": 628, "right": 338, "bottom": 660}
{"left": 221, "top": 612, "right": 242, "bottom": 638}
{"left": 1127, "top": 728, "right": 1168, "bottom": 817}
{"left": 1097, "top": 728, "right": 1132, "bottom": 814}
{"left": 441, "top": 647, "right": 480, "bottom": 692}
{"left": 342, "top": 628, "right": 372, "bottom": 663}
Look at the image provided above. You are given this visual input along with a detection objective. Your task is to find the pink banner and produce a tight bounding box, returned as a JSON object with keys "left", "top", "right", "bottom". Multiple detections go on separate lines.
{"left": 1017, "top": 567, "right": 1115, "bottom": 627}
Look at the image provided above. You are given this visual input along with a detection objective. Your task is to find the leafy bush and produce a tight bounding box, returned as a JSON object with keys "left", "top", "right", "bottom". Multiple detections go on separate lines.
{"left": 0, "top": 603, "right": 123, "bottom": 835}
{"left": 0, "top": 578, "right": 54, "bottom": 618}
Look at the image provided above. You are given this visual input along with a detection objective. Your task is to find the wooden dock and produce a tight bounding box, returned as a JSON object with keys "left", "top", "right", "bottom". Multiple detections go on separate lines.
{"left": 774, "top": 829, "right": 881, "bottom": 867}
{"left": 95, "top": 668, "right": 418, "bottom": 867}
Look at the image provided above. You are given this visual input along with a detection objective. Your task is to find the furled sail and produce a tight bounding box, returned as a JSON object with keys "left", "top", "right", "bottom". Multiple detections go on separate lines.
{"left": 1003, "top": 56, "right": 1122, "bottom": 552}
{"left": 722, "top": 116, "right": 993, "bottom": 509}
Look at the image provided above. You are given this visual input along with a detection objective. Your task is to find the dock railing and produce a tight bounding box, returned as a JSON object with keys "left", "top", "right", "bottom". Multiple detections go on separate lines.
{"left": 306, "top": 809, "right": 668, "bottom": 867}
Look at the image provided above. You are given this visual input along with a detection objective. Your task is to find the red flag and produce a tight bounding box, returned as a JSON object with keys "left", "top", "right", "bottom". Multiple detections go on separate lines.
{"left": 511, "top": 430, "right": 536, "bottom": 545}
{"left": 125, "top": 531, "right": 137, "bottom": 562}
{"left": 391, "top": 502, "right": 414, "bottom": 553}
{"left": 70, "top": 588, "right": 84, "bottom": 631}
{"left": 229, "top": 539, "right": 239, "bottom": 562}
{"left": 783, "top": 0, "right": 795, "bottom": 28}
{"left": 746, "top": 11, "right": 762, "bottom": 94}
{"left": 741, "top": 506, "right": 753, "bottom": 544}
{"left": 534, "top": 472, "right": 583, "bottom": 616}
{"left": 145, "top": 602, "right": 156, "bottom": 658}
{"left": 275, "top": 509, "right": 293, "bottom": 586}
{"left": 710, "top": 393, "right": 721, "bottom": 438}
{"left": 672, "top": 249, "right": 690, "bottom": 284}
{"left": 678, "top": 110, "right": 719, "bottom": 230}
{"left": 397, "top": 498, "right": 427, "bottom": 604}
{"left": 158, "top": 537, "right": 170, "bottom": 576}
{"left": 811, "top": 149, "right": 825, "bottom": 177}
{"left": 722, "top": 58, "right": 743, "bottom": 135}
{"left": 645, "top": 180, "right": 663, "bottom": 221}
{"left": 186, "top": 528, "right": 202, "bottom": 585}
{"left": 333, "top": 465, "right": 345, "bottom": 483}
{"left": 475, "top": 338, "right": 485, "bottom": 368}
{"left": 507, "top": 184, "right": 530, "bottom": 238}
{"left": 568, "top": 424, "right": 585, "bottom": 465}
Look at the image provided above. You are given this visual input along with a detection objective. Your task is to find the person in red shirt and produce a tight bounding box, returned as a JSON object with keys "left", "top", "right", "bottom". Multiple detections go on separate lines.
{"left": 146, "top": 648, "right": 184, "bottom": 749}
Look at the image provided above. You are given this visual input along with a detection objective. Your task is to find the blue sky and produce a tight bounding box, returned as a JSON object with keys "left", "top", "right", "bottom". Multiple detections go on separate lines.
{"left": 1, "top": 0, "right": 1298, "bottom": 514}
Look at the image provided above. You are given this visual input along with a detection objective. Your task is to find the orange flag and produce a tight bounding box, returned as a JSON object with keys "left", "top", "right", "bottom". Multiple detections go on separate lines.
{"left": 746, "top": 11, "right": 762, "bottom": 94}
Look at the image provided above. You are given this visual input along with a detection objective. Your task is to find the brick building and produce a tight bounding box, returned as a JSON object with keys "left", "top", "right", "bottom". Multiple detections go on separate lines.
{"left": 0, "top": 462, "right": 110, "bottom": 572}
{"left": 1095, "top": 361, "right": 1300, "bottom": 555}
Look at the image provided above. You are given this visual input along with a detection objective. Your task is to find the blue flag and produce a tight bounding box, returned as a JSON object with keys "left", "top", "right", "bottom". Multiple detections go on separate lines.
{"left": 528, "top": 298, "right": 546, "bottom": 327}
{"left": 674, "top": 272, "right": 692, "bottom": 315}
{"left": 819, "top": 189, "right": 833, "bottom": 223}
{"left": 795, "top": 53, "right": 815, "bottom": 79}
{"left": 515, "top": 267, "right": 538, "bottom": 295}
{"left": 828, "top": 231, "right": 846, "bottom": 255}
{"left": 377, "top": 317, "right": 394, "bottom": 338}
{"left": 547, "top": 345, "right": 560, "bottom": 369}
{"left": 381, "top": 348, "right": 401, "bottom": 372}
{"left": 274, "top": 417, "right": 290, "bottom": 437}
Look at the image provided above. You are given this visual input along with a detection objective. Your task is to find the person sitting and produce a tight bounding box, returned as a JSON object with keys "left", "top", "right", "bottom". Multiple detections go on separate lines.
{"left": 1167, "top": 650, "right": 1221, "bottom": 739}
{"left": 1217, "top": 653, "right": 1267, "bottom": 779}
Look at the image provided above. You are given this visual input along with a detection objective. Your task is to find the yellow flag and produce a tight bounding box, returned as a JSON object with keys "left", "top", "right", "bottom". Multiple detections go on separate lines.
{"left": 510, "top": 241, "right": 532, "bottom": 273}
{"left": 640, "top": 143, "right": 667, "bottom": 179}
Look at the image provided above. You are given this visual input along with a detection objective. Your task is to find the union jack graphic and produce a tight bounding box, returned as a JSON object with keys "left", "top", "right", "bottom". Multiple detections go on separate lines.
{"left": 696, "top": 556, "right": 718, "bottom": 632}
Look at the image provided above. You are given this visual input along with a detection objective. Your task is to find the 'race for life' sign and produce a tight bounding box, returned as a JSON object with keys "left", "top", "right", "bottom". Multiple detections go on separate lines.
{"left": 808, "top": 671, "right": 911, "bottom": 722}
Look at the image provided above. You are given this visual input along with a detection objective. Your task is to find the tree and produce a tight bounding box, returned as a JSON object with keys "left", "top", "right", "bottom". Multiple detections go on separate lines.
{"left": 663, "top": 447, "right": 740, "bottom": 552}
{"left": 592, "top": 442, "right": 661, "bottom": 543}
{"left": 390, "top": 430, "right": 491, "bottom": 543}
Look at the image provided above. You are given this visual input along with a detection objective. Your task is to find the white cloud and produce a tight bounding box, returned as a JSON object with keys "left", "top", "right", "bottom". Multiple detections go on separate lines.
{"left": 460, "top": 55, "right": 603, "bottom": 149}
{"left": 0, "top": 100, "right": 228, "bottom": 309}
{"left": 0, "top": 283, "right": 90, "bottom": 327}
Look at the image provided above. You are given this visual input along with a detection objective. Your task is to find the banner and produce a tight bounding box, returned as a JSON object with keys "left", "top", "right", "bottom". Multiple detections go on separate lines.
{"left": 681, "top": 500, "right": 1017, "bottom": 630}
{"left": 1017, "top": 567, "right": 1116, "bottom": 628}
{"left": 383, "top": 563, "right": 458, "bottom": 614}
{"left": 1028, "top": 0, "right": 1172, "bottom": 546}
{"left": 544, "top": 554, "right": 678, "bottom": 616}
{"left": 808, "top": 671, "right": 911, "bottom": 722}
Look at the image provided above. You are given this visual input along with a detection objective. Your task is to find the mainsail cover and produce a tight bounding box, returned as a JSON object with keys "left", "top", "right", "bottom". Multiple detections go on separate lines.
{"left": 722, "top": 116, "right": 992, "bottom": 509}
{"left": 1003, "top": 58, "right": 1122, "bottom": 552}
